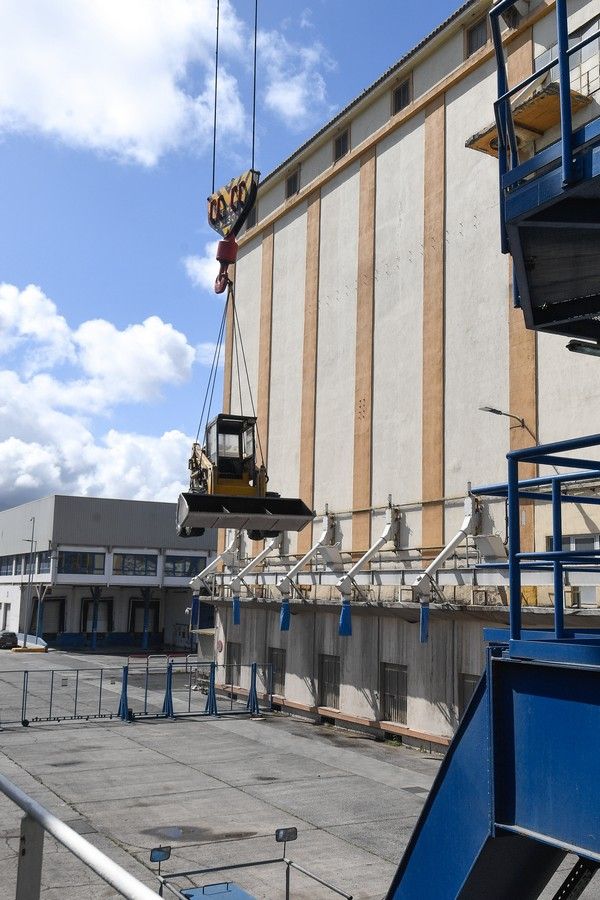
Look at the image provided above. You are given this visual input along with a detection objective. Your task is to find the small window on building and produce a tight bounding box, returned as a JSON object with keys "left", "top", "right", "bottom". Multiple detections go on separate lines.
{"left": 58, "top": 551, "right": 105, "bottom": 575}
{"left": 268, "top": 646, "right": 286, "bottom": 696}
{"left": 113, "top": 553, "right": 157, "bottom": 577}
{"left": 285, "top": 167, "right": 300, "bottom": 199}
{"left": 380, "top": 662, "right": 407, "bottom": 724}
{"left": 0, "top": 556, "right": 14, "bottom": 577}
{"left": 226, "top": 640, "right": 241, "bottom": 685}
{"left": 392, "top": 77, "right": 412, "bottom": 115}
{"left": 466, "top": 18, "right": 488, "bottom": 57}
{"left": 37, "top": 551, "right": 51, "bottom": 574}
{"left": 459, "top": 673, "right": 479, "bottom": 720}
{"left": 318, "top": 653, "right": 340, "bottom": 709}
{"left": 246, "top": 205, "right": 257, "bottom": 230}
{"left": 164, "top": 555, "right": 206, "bottom": 578}
{"left": 333, "top": 128, "right": 349, "bottom": 162}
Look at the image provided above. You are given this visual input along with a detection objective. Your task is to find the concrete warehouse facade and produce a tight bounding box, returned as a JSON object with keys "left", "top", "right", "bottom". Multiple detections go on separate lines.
{"left": 206, "top": 0, "right": 600, "bottom": 747}
{"left": 0, "top": 495, "right": 215, "bottom": 650}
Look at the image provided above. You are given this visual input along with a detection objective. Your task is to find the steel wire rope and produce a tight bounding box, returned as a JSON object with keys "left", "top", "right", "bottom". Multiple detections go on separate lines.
{"left": 211, "top": 0, "right": 220, "bottom": 194}
{"left": 251, "top": 0, "right": 258, "bottom": 172}
{"left": 195, "top": 293, "right": 228, "bottom": 444}
{"left": 230, "top": 284, "right": 265, "bottom": 466}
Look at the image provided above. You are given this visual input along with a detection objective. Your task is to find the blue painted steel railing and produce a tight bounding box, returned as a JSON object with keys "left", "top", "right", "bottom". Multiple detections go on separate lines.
{"left": 472, "top": 433, "right": 600, "bottom": 645}
{"left": 490, "top": 0, "right": 600, "bottom": 252}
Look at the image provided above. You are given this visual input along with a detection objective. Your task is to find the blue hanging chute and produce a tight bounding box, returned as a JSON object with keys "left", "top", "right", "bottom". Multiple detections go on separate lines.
{"left": 280, "top": 599, "right": 291, "bottom": 631}
{"left": 232, "top": 594, "right": 241, "bottom": 625}
{"left": 420, "top": 603, "right": 429, "bottom": 643}
{"left": 339, "top": 599, "right": 352, "bottom": 637}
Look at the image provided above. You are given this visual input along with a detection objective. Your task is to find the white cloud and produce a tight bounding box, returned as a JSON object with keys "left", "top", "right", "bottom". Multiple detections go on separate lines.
{"left": 0, "top": 0, "right": 246, "bottom": 165}
{"left": 0, "top": 284, "right": 196, "bottom": 413}
{"left": 0, "top": 283, "right": 199, "bottom": 507}
{"left": 259, "top": 30, "right": 335, "bottom": 130}
{"left": 184, "top": 242, "right": 219, "bottom": 293}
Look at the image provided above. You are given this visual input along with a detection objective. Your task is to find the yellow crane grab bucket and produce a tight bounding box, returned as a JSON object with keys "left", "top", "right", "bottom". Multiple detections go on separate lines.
{"left": 176, "top": 414, "right": 314, "bottom": 537}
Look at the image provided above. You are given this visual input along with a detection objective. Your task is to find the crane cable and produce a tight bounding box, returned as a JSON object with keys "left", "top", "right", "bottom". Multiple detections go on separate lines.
{"left": 194, "top": 0, "right": 263, "bottom": 462}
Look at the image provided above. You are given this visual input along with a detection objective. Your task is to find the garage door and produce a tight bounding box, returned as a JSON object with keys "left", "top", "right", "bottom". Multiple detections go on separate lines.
{"left": 43, "top": 600, "right": 62, "bottom": 635}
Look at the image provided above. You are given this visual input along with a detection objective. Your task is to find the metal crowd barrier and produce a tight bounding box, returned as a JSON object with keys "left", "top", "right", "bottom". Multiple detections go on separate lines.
{"left": 0, "top": 661, "right": 273, "bottom": 728}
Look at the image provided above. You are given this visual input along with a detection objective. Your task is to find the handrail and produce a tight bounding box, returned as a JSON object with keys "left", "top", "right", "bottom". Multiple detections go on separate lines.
{"left": 0, "top": 771, "right": 161, "bottom": 900}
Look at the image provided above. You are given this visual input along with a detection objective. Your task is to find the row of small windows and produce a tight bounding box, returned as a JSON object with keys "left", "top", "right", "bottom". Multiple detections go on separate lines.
{"left": 0, "top": 552, "right": 205, "bottom": 578}
{"left": 248, "top": 18, "right": 491, "bottom": 229}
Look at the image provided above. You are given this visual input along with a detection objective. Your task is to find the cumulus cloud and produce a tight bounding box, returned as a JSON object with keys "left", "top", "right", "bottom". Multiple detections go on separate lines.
{"left": 0, "top": 283, "right": 199, "bottom": 507}
{"left": 184, "top": 242, "right": 219, "bottom": 293}
{"left": 259, "top": 29, "right": 335, "bottom": 130}
{"left": 0, "top": 0, "right": 246, "bottom": 165}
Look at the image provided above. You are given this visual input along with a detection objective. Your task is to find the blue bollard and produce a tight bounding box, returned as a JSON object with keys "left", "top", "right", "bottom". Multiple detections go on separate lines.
{"left": 118, "top": 665, "right": 129, "bottom": 720}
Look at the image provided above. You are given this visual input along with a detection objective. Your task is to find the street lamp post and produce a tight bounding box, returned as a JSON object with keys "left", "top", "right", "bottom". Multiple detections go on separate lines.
{"left": 22, "top": 518, "right": 35, "bottom": 649}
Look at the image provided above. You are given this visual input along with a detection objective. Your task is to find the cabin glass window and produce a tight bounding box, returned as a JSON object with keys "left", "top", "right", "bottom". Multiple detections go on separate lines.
{"left": 206, "top": 423, "right": 217, "bottom": 462}
{"left": 243, "top": 427, "right": 254, "bottom": 459}
{"left": 219, "top": 432, "right": 240, "bottom": 458}
{"left": 466, "top": 18, "right": 488, "bottom": 57}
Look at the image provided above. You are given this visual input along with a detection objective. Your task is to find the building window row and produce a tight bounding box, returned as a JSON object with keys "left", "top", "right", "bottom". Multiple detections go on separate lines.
{"left": 0, "top": 550, "right": 210, "bottom": 578}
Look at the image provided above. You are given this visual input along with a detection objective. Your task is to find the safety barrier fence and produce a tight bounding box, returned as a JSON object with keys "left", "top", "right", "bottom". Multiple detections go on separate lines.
{"left": 0, "top": 661, "right": 272, "bottom": 728}
{"left": 0, "top": 770, "right": 161, "bottom": 899}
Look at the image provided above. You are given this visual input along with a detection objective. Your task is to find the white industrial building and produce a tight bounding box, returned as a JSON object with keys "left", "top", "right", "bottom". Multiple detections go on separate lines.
{"left": 0, "top": 495, "right": 215, "bottom": 650}
{"left": 193, "top": 0, "right": 600, "bottom": 749}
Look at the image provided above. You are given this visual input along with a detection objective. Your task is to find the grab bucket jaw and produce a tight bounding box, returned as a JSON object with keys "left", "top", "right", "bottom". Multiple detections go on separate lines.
{"left": 177, "top": 492, "right": 314, "bottom": 535}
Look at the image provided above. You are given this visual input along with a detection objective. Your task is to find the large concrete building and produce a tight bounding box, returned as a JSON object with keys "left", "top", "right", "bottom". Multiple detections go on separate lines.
{"left": 203, "top": 0, "right": 600, "bottom": 748}
{"left": 0, "top": 495, "right": 215, "bottom": 650}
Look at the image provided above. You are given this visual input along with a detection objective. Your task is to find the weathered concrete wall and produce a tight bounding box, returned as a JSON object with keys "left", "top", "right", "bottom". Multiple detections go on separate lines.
{"left": 445, "top": 59, "right": 510, "bottom": 498}
{"left": 313, "top": 163, "right": 360, "bottom": 543}
{"left": 214, "top": 604, "right": 491, "bottom": 741}
{"left": 372, "top": 114, "right": 425, "bottom": 547}
{"left": 231, "top": 235, "right": 262, "bottom": 416}
{"left": 267, "top": 203, "right": 308, "bottom": 554}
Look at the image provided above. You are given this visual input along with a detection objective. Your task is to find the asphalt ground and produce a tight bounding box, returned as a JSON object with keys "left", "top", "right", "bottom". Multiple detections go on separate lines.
{"left": 0, "top": 650, "right": 598, "bottom": 899}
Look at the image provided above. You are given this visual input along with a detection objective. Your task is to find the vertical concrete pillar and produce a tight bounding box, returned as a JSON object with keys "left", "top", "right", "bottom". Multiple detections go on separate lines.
{"left": 141, "top": 587, "right": 151, "bottom": 651}
{"left": 421, "top": 95, "right": 446, "bottom": 556}
{"left": 90, "top": 586, "right": 101, "bottom": 651}
{"left": 298, "top": 191, "right": 321, "bottom": 555}
{"left": 352, "top": 148, "right": 376, "bottom": 554}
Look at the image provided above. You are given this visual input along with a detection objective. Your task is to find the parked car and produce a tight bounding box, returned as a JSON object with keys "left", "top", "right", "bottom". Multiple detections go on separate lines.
{"left": 0, "top": 631, "right": 18, "bottom": 649}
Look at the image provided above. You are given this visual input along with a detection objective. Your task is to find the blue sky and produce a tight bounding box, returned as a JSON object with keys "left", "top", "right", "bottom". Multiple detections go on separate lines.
{"left": 0, "top": 0, "right": 462, "bottom": 508}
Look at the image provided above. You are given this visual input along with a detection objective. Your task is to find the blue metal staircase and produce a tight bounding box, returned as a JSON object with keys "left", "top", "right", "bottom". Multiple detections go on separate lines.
{"left": 388, "top": 435, "right": 600, "bottom": 898}
{"left": 492, "top": 0, "right": 600, "bottom": 344}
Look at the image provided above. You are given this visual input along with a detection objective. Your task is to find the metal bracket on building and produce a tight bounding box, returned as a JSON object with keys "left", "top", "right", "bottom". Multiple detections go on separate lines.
{"left": 189, "top": 531, "right": 242, "bottom": 595}
{"left": 412, "top": 495, "right": 479, "bottom": 642}
{"left": 277, "top": 513, "right": 340, "bottom": 600}
{"left": 335, "top": 502, "right": 402, "bottom": 602}
{"left": 228, "top": 534, "right": 282, "bottom": 598}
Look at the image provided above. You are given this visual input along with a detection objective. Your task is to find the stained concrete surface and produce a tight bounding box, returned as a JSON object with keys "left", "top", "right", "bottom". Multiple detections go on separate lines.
{"left": 0, "top": 650, "right": 598, "bottom": 899}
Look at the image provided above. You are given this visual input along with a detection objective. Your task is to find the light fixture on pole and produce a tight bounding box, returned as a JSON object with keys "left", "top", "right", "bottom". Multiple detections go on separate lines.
{"left": 479, "top": 406, "right": 525, "bottom": 427}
